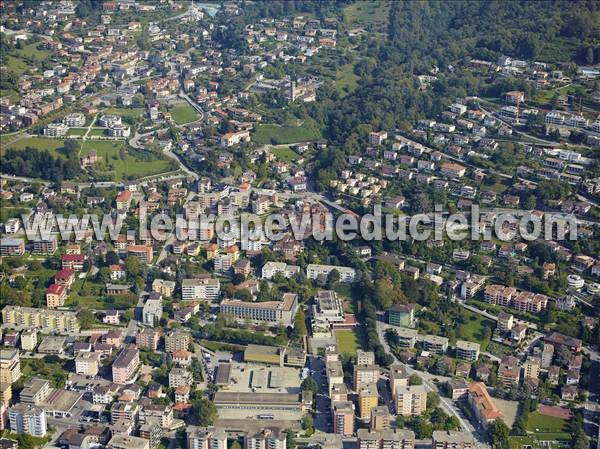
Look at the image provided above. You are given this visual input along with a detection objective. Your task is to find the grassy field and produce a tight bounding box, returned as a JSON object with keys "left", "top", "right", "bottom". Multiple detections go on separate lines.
{"left": 526, "top": 412, "right": 570, "bottom": 434}
{"left": 104, "top": 107, "right": 145, "bottom": 119}
{"left": 81, "top": 140, "right": 172, "bottom": 179}
{"left": 336, "top": 63, "right": 360, "bottom": 96}
{"left": 343, "top": 0, "right": 390, "bottom": 31}
{"left": 1, "top": 137, "right": 77, "bottom": 158}
{"left": 335, "top": 329, "right": 361, "bottom": 354}
{"left": 272, "top": 145, "right": 300, "bottom": 163}
{"left": 458, "top": 309, "right": 495, "bottom": 351}
{"left": 170, "top": 104, "right": 199, "bottom": 125}
{"left": 66, "top": 128, "right": 88, "bottom": 137}
{"left": 3, "top": 43, "right": 51, "bottom": 76}
{"left": 88, "top": 129, "right": 109, "bottom": 137}
{"left": 253, "top": 117, "right": 322, "bottom": 145}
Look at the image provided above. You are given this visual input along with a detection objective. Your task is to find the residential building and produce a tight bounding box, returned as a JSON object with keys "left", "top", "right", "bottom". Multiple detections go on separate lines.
{"left": 112, "top": 348, "right": 140, "bottom": 384}
{"left": 455, "top": 340, "right": 480, "bottom": 362}
{"left": 20, "top": 329, "right": 37, "bottom": 351}
{"left": 358, "top": 383, "right": 379, "bottom": 420}
{"left": 306, "top": 264, "right": 356, "bottom": 283}
{"left": 0, "top": 238, "right": 25, "bottom": 256}
{"left": 395, "top": 385, "right": 427, "bottom": 416}
{"left": 432, "top": 431, "right": 475, "bottom": 449}
{"left": 354, "top": 364, "right": 380, "bottom": 391}
{"left": 370, "top": 406, "right": 391, "bottom": 432}
{"left": 2, "top": 306, "right": 79, "bottom": 332}
{"left": 142, "top": 298, "right": 163, "bottom": 328}
{"left": 187, "top": 426, "right": 227, "bottom": 449}
{"left": 332, "top": 401, "right": 354, "bottom": 436}
{"left": 261, "top": 261, "right": 300, "bottom": 279}
{"left": 181, "top": 278, "right": 221, "bottom": 300}
{"left": 107, "top": 434, "right": 149, "bottom": 449}
{"left": 0, "top": 349, "right": 21, "bottom": 385}
{"left": 245, "top": 428, "right": 287, "bottom": 449}
{"left": 127, "top": 245, "right": 153, "bottom": 264}
{"left": 137, "top": 328, "right": 160, "bottom": 351}
{"left": 75, "top": 352, "right": 101, "bottom": 376}
{"left": 19, "top": 378, "right": 50, "bottom": 405}
{"left": 46, "top": 284, "right": 67, "bottom": 308}
{"left": 165, "top": 330, "right": 190, "bottom": 354}
{"left": 387, "top": 304, "right": 415, "bottom": 328}
{"left": 523, "top": 357, "right": 541, "bottom": 379}
{"left": 32, "top": 236, "right": 58, "bottom": 255}
{"left": 151, "top": 279, "right": 176, "bottom": 297}
{"left": 357, "top": 429, "right": 415, "bottom": 449}
{"left": 421, "top": 335, "right": 449, "bottom": 354}
{"left": 220, "top": 293, "right": 298, "bottom": 325}
{"left": 8, "top": 404, "right": 46, "bottom": 436}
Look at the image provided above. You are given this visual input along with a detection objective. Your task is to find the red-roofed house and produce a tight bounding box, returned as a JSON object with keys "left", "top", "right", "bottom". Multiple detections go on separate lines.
{"left": 61, "top": 254, "right": 86, "bottom": 271}
{"left": 46, "top": 284, "right": 67, "bottom": 308}
{"left": 55, "top": 268, "right": 75, "bottom": 289}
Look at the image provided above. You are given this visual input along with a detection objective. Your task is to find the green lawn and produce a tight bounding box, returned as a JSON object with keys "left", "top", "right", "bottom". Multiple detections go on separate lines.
{"left": 104, "top": 107, "right": 145, "bottom": 119}
{"left": 170, "top": 104, "right": 199, "bottom": 125}
{"left": 88, "top": 129, "right": 109, "bottom": 137}
{"left": 335, "top": 329, "right": 361, "bottom": 355}
{"left": 66, "top": 128, "right": 88, "bottom": 137}
{"left": 336, "top": 63, "right": 359, "bottom": 96}
{"left": 81, "top": 140, "right": 172, "bottom": 179}
{"left": 272, "top": 146, "right": 300, "bottom": 163}
{"left": 3, "top": 43, "right": 50, "bottom": 76}
{"left": 526, "top": 412, "right": 570, "bottom": 434}
{"left": 457, "top": 310, "right": 495, "bottom": 351}
{"left": 253, "top": 117, "right": 322, "bottom": 145}
{"left": 1, "top": 137, "right": 77, "bottom": 158}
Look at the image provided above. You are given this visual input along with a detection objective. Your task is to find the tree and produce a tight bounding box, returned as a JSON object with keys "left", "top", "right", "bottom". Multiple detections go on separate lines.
{"left": 191, "top": 397, "right": 218, "bottom": 426}
{"left": 301, "top": 413, "right": 314, "bottom": 430}
{"left": 106, "top": 250, "right": 119, "bottom": 266}
{"left": 409, "top": 374, "right": 423, "bottom": 385}
{"left": 301, "top": 376, "right": 317, "bottom": 394}
{"left": 294, "top": 309, "right": 308, "bottom": 336}
{"left": 230, "top": 441, "right": 242, "bottom": 449}
{"left": 427, "top": 391, "right": 440, "bottom": 409}
{"left": 78, "top": 309, "right": 95, "bottom": 329}
{"left": 124, "top": 256, "right": 141, "bottom": 278}
{"left": 488, "top": 419, "right": 510, "bottom": 449}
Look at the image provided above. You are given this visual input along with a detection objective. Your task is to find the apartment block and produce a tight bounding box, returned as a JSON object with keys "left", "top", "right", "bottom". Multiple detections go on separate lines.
{"left": 354, "top": 364, "right": 380, "bottom": 391}
{"left": 186, "top": 426, "right": 227, "bottom": 449}
{"left": 455, "top": 340, "right": 480, "bottom": 362}
{"left": 220, "top": 293, "right": 298, "bottom": 325}
{"left": 0, "top": 349, "right": 21, "bottom": 385}
{"left": 332, "top": 401, "right": 355, "bottom": 436}
{"left": 357, "top": 429, "right": 415, "bottom": 449}
{"left": 306, "top": 264, "right": 356, "bottom": 283}
{"left": 112, "top": 348, "right": 140, "bottom": 384}
{"left": 8, "top": 404, "right": 47, "bottom": 436}
{"left": 76, "top": 352, "right": 101, "bottom": 376}
{"left": 165, "top": 330, "right": 190, "bottom": 354}
{"left": 181, "top": 278, "right": 221, "bottom": 301}
{"left": 432, "top": 431, "right": 475, "bottom": 449}
{"left": 358, "top": 383, "right": 379, "bottom": 420}
{"left": 395, "top": 385, "right": 427, "bottom": 416}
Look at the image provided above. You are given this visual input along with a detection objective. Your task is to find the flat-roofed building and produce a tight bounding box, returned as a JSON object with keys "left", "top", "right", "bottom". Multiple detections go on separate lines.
{"left": 332, "top": 401, "right": 354, "bottom": 436}
{"left": 246, "top": 427, "right": 287, "bottom": 449}
{"left": 389, "top": 365, "right": 409, "bottom": 399}
{"left": 357, "top": 429, "right": 415, "bottom": 449}
{"left": 244, "top": 344, "right": 285, "bottom": 366}
{"left": 432, "top": 431, "right": 475, "bottom": 449}
{"left": 395, "top": 328, "right": 418, "bottom": 349}
{"left": 19, "top": 378, "right": 50, "bottom": 405}
{"left": 8, "top": 404, "right": 46, "bottom": 436}
{"left": 21, "top": 329, "right": 37, "bottom": 351}
{"left": 354, "top": 364, "right": 380, "bottom": 391}
{"left": 523, "top": 357, "right": 541, "bottom": 379}
{"left": 312, "top": 290, "right": 345, "bottom": 327}
{"left": 421, "top": 335, "right": 448, "bottom": 354}
{"left": 187, "top": 426, "right": 227, "bottom": 449}
{"left": 181, "top": 278, "right": 220, "bottom": 300}
{"left": 213, "top": 392, "right": 305, "bottom": 412}
{"left": 395, "top": 385, "right": 427, "bottom": 416}
{"left": 0, "top": 238, "right": 25, "bottom": 256}
{"left": 357, "top": 350, "right": 376, "bottom": 366}
{"left": 137, "top": 328, "right": 160, "bottom": 351}
{"left": 142, "top": 298, "right": 162, "bottom": 328}
{"left": 0, "top": 349, "right": 21, "bottom": 385}
{"left": 467, "top": 382, "right": 502, "bottom": 428}
{"left": 169, "top": 367, "right": 192, "bottom": 389}
{"left": 220, "top": 293, "right": 298, "bottom": 325}
{"left": 370, "top": 406, "right": 391, "bottom": 431}
{"left": 165, "top": 330, "right": 190, "bottom": 354}
{"left": 306, "top": 264, "right": 356, "bottom": 283}
{"left": 75, "top": 352, "right": 101, "bottom": 376}
{"left": 455, "top": 340, "right": 480, "bottom": 362}
{"left": 108, "top": 434, "right": 149, "bottom": 449}
{"left": 358, "top": 383, "right": 379, "bottom": 419}
{"left": 387, "top": 304, "right": 415, "bottom": 328}
{"left": 112, "top": 348, "right": 139, "bottom": 384}
{"left": 1, "top": 306, "right": 79, "bottom": 332}
{"left": 110, "top": 402, "right": 139, "bottom": 424}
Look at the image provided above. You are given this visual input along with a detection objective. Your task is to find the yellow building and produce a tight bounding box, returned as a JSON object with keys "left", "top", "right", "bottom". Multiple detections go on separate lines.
{"left": 1, "top": 306, "right": 79, "bottom": 333}
{"left": 358, "top": 383, "right": 379, "bottom": 420}
{"left": 1, "top": 382, "right": 12, "bottom": 404}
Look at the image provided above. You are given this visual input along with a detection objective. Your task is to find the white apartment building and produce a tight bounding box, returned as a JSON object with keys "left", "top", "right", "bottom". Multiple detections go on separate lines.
{"left": 9, "top": 404, "right": 47, "bottom": 436}
{"left": 44, "top": 122, "right": 68, "bottom": 136}
{"left": 306, "top": 264, "right": 356, "bottom": 283}
{"left": 181, "top": 278, "right": 221, "bottom": 300}
{"left": 63, "top": 113, "right": 85, "bottom": 127}
{"left": 220, "top": 293, "right": 298, "bottom": 326}
{"left": 186, "top": 426, "right": 228, "bottom": 449}
{"left": 262, "top": 261, "right": 300, "bottom": 279}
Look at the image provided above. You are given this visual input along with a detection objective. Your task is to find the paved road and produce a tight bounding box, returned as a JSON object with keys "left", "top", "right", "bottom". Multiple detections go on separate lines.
{"left": 308, "top": 356, "right": 332, "bottom": 433}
